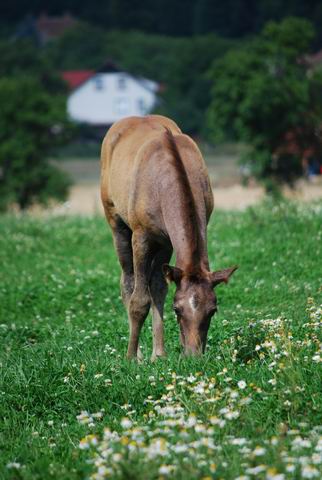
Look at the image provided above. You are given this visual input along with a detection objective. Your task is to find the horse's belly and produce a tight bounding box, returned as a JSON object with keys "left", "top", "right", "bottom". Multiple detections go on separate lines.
{"left": 107, "top": 159, "right": 134, "bottom": 225}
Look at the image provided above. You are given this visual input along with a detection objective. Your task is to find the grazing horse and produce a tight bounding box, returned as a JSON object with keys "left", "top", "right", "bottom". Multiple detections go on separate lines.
{"left": 101, "top": 115, "right": 237, "bottom": 360}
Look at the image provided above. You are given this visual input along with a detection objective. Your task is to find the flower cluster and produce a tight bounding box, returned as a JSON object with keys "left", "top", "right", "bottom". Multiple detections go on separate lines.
{"left": 77, "top": 410, "right": 104, "bottom": 428}
{"left": 76, "top": 297, "right": 321, "bottom": 479}
{"left": 78, "top": 371, "right": 321, "bottom": 479}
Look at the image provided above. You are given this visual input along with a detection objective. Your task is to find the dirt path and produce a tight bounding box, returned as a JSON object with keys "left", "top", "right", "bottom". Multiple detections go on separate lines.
{"left": 43, "top": 158, "right": 322, "bottom": 215}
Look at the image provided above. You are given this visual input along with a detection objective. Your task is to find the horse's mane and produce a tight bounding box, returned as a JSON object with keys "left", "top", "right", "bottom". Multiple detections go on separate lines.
{"left": 164, "top": 128, "right": 201, "bottom": 272}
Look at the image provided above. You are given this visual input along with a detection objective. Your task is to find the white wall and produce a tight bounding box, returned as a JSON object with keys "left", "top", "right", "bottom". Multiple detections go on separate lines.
{"left": 67, "top": 72, "right": 158, "bottom": 125}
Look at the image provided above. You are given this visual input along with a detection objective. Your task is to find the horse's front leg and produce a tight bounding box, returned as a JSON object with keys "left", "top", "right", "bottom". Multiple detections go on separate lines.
{"left": 149, "top": 247, "right": 172, "bottom": 361}
{"left": 127, "top": 230, "right": 154, "bottom": 360}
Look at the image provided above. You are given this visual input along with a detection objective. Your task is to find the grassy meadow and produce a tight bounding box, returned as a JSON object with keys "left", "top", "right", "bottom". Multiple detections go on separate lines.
{"left": 0, "top": 201, "right": 321, "bottom": 480}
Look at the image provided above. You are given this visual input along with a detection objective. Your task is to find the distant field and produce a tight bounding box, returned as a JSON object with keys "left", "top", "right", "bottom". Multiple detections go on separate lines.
{"left": 201, "top": 142, "right": 246, "bottom": 186}
{"left": 1, "top": 202, "right": 321, "bottom": 479}
{"left": 52, "top": 142, "right": 243, "bottom": 187}
{"left": 50, "top": 147, "right": 322, "bottom": 215}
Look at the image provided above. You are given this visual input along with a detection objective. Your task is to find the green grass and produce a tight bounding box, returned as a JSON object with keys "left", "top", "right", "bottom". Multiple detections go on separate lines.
{"left": 0, "top": 201, "right": 321, "bottom": 480}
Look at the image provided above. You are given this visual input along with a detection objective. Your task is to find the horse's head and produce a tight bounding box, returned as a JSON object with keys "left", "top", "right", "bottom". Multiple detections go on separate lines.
{"left": 163, "top": 265, "right": 237, "bottom": 355}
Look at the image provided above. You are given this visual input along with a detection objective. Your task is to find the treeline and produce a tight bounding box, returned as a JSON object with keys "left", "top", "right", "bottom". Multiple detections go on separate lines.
{"left": 1, "top": 15, "right": 322, "bottom": 209}
{"left": 46, "top": 27, "right": 236, "bottom": 133}
{"left": 2, "top": 0, "right": 322, "bottom": 43}
{"left": 0, "top": 26, "right": 233, "bottom": 210}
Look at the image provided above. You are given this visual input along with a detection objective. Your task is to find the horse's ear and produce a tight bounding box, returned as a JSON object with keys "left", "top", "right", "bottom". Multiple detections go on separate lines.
{"left": 211, "top": 266, "right": 238, "bottom": 287}
{"left": 162, "top": 264, "right": 183, "bottom": 285}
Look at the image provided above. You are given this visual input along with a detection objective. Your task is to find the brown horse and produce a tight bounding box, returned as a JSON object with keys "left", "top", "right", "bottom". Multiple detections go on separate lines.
{"left": 101, "top": 115, "right": 237, "bottom": 360}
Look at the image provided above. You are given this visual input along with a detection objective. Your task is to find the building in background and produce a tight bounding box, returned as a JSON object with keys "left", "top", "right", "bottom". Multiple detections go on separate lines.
{"left": 62, "top": 62, "right": 159, "bottom": 127}
{"left": 14, "top": 13, "right": 77, "bottom": 45}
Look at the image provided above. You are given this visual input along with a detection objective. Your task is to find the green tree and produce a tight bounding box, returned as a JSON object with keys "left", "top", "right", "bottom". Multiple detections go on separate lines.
{"left": 0, "top": 76, "right": 71, "bottom": 211}
{"left": 0, "top": 40, "right": 72, "bottom": 211}
{"left": 45, "top": 23, "right": 108, "bottom": 70}
{"left": 0, "top": 39, "right": 66, "bottom": 94}
{"left": 3, "top": 0, "right": 322, "bottom": 41}
{"left": 207, "top": 17, "right": 322, "bottom": 189}
{"left": 48, "top": 26, "right": 235, "bottom": 133}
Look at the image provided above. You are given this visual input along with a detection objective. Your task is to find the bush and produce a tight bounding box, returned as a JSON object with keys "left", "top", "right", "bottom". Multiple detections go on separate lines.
{"left": 0, "top": 76, "right": 71, "bottom": 211}
{"left": 47, "top": 26, "right": 236, "bottom": 133}
{"left": 207, "top": 17, "right": 322, "bottom": 188}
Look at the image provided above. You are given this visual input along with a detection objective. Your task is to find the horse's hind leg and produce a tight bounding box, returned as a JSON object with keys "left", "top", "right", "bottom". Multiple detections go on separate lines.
{"left": 149, "top": 248, "right": 172, "bottom": 361}
{"left": 127, "top": 230, "right": 155, "bottom": 359}
{"left": 108, "top": 217, "right": 143, "bottom": 360}
{"left": 110, "top": 217, "right": 134, "bottom": 308}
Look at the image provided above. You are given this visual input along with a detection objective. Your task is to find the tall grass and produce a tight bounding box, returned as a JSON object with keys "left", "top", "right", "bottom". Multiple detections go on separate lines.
{"left": 0, "top": 201, "right": 321, "bottom": 479}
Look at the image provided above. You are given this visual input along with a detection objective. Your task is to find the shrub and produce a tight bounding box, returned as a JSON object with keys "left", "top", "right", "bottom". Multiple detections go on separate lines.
{"left": 0, "top": 76, "right": 71, "bottom": 211}
{"left": 207, "top": 17, "right": 322, "bottom": 189}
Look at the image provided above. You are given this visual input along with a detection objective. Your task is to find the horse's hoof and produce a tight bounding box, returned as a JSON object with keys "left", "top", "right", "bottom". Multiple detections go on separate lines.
{"left": 137, "top": 347, "right": 144, "bottom": 363}
{"left": 150, "top": 353, "right": 167, "bottom": 362}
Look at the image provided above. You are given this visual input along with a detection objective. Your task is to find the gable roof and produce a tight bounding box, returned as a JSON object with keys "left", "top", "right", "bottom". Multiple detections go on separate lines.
{"left": 14, "top": 13, "right": 77, "bottom": 44}
{"left": 304, "top": 49, "right": 322, "bottom": 69}
{"left": 62, "top": 70, "right": 94, "bottom": 89}
{"left": 97, "top": 60, "right": 121, "bottom": 74}
{"left": 62, "top": 60, "right": 160, "bottom": 94}
{"left": 36, "top": 13, "right": 77, "bottom": 41}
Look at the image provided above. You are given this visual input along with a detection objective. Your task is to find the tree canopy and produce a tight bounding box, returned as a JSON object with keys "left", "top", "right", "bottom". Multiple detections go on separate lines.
{"left": 2, "top": 0, "right": 322, "bottom": 45}
{"left": 0, "top": 41, "right": 71, "bottom": 210}
{"left": 46, "top": 27, "right": 235, "bottom": 133}
{"left": 207, "top": 17, "right": 322, "bottom": 188}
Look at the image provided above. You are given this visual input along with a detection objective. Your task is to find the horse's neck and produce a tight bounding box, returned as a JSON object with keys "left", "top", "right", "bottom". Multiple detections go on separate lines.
{"left": 161, "top": 196, "right": 210, "bottom": 271}
{"left": 174, "top": 233, "right": 209, "bottom": 272}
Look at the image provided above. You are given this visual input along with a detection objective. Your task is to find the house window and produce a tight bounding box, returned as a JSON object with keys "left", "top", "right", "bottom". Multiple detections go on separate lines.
{"left": 94, "top": 76, "right": 104, "bottom": 90}
{"left": 114, "top": 98, "right": 129, "bottom": 115}
{"left": 137, "top": 98, "right": 146, "bottom": 115}
{"left": 117, "top": 76, "right": 127, "bottom": 91}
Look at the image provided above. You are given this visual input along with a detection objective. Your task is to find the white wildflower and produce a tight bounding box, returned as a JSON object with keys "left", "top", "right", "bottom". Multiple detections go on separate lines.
{"left": 186, "top": 415, "right": 197, "bottom": 427}
{"left": 120, "top": 418, "right": 132, "bottom": 429}
{"left": 253, "top": 446, "right": 266, "bottom": 456}
{"left": 286, "top": 464, "right": 295, "bottom": 473}
{"left": 302, "top": 465, "right": 320, "bottom": 478}
{"left": 246, "top": 465, "right": 266, "bottom": 474}
{"left": 6, "top": 463, "right": 21, "bottom": 469}
{"left": 158, "top": 464, "right": 175, "bottom": 475}
{"left": 238, "top": 380, "right": 247, "bottom": 389}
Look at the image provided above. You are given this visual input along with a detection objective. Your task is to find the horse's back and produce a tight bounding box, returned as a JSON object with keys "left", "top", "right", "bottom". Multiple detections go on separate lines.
{"left": 100, "top": 115, "right": 213, "bottom": 233}
{"left": 100, "top": 115, "right": 181, "bottom": 224}
{"left": 102, "top": 115, "right": 180, "bottom": 167}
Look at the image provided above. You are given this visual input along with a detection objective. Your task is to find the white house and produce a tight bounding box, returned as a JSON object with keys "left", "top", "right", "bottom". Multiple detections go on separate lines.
{"left": 62, "top": 63, "right": 159, "bottom": 126}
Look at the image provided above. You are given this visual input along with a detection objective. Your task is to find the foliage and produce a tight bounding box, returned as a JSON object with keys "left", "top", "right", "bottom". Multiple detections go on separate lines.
{"left": 0, "top": 202, "right": 321, "bottom": 478}
{"left": 207, "top": 17, "right": 322, "bottom": 189}
{"left": 3, "top": 0, "right": 322, "bottom": 44}
{"left": 0, "top": 41, "right": 72, "bottom": 211}
{"left": 154, "top": 33, "right": 235, "bottom": 133}
{"left": 47, "top": 26, "right": 235, "bottom": 133}
{"left": 45, "top": 23, "right": 109, "bottom": 71}
{"left": 0, "top": 39, "right": 66, "bottom": 94}
{"left": 0, "top": 76, "right": 71, "bottom": 210}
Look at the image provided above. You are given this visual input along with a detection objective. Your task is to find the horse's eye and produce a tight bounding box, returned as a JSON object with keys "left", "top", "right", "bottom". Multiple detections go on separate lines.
{"left": 174, "top": 306, "right": 182, "bottom": 317}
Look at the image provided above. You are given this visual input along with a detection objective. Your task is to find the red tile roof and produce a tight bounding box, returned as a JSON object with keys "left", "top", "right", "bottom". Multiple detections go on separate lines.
{"left": 305, "top": 50, "right": 322, "bottom": 67}
{"left": 36, "top": 13, "right": 77, "bottom": 40}
{"left": 62, "top": 70, "right": 94, "bottom": 89}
